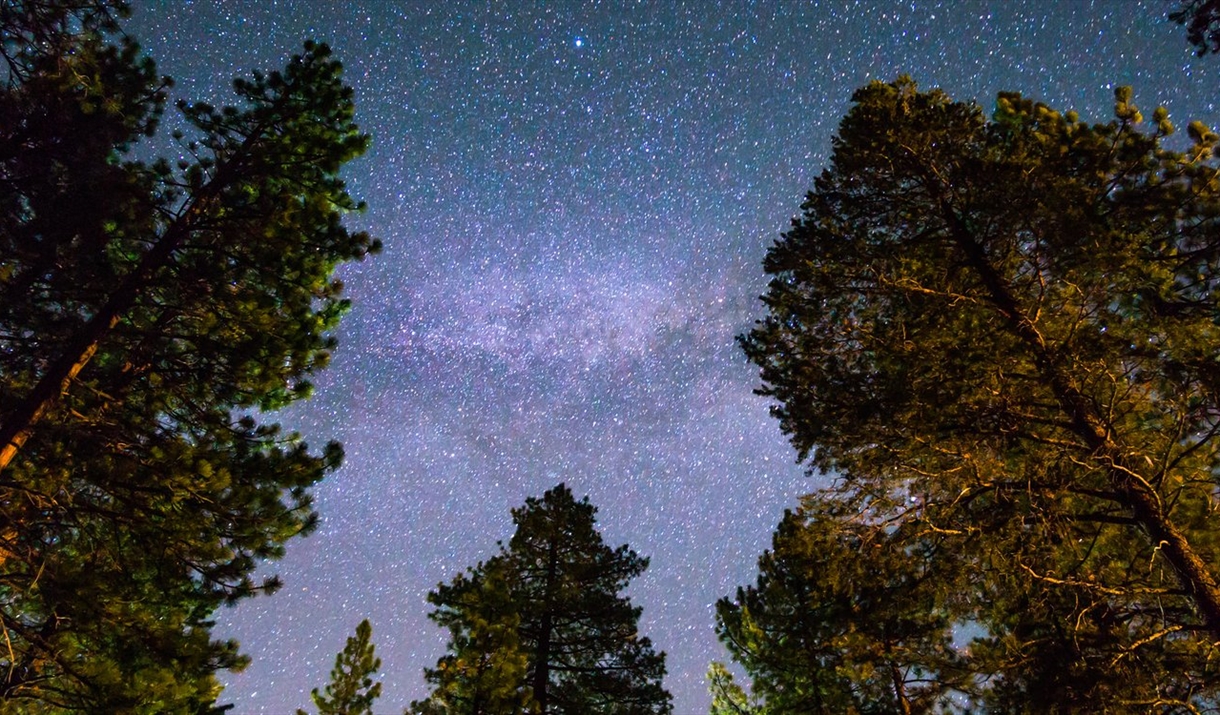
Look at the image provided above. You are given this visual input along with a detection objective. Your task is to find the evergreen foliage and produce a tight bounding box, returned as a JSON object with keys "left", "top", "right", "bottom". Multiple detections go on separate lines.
{"left": 717, "top": 499, "right": 968, "bottom": 714}
{"left": 737, "top": 76, "right": 1220, "bottom": 710}
{"left": 413, "top": 564, "right": 534, "bottom": 715}
{"left": 1169, "top": 0, "right": 1220, "bottom": 55}
{"left": 705, "top": 663, "right": 761, "bottom": 715}
{"left": 298, "top": 619, "right": 383, "bottom": 715}
{"left": 0, "top": 0, "right": 376, "bottom": 710}
{"left": 412, "top": 484, "right": 672, "bottom": 715}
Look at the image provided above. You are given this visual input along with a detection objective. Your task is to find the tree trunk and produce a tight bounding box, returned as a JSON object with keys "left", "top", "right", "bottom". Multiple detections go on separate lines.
{"left": 531, "top": 536, "right": 559, "bottom": 714}
{"left": 941, "top": 201, "right": 1220, "bottom": 638}
{"left": 884, "top": 633, "right": 912, "bottom": 715}
{"left": 0, "top": 148, "right": 249, "bottom": 476}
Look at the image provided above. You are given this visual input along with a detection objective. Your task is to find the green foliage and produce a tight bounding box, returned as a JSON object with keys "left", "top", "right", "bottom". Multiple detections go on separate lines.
{"left": 297, "top": 619, "right": 382, "bottom": 715}
{"left": 706, "top": 663, "right": 762, "bottom": 715}
{"left": 717, "top": 498, "right": 970, "bottom": 714}
{"left": 412, "top": 484, "right": 672, "bottom": 715}
{"left": 0, "top": 0, "right": 376, "bottom": 710}
{"left": 739, "top": 76, "right": 1220, "bottom": 710}
{"left": 412, "top": 565, "right": 534, "bottom": 715}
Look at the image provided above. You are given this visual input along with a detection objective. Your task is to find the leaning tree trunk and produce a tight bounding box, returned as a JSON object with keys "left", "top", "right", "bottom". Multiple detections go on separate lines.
{"left": 940, "top": 199, "right": 1220, "bottom": 639}
{"left": 0, "top": 145, "right": 254, "bottom": 476}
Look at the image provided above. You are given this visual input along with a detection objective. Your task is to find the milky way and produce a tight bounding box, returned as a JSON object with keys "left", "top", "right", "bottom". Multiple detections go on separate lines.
{"left": 128, "top": 2, "right": 1213, "bottom": 712}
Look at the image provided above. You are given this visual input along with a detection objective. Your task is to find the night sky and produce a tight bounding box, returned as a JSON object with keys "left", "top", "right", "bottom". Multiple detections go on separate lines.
{"left": 127, "top": 2, "right": 1214, "bottom": 712}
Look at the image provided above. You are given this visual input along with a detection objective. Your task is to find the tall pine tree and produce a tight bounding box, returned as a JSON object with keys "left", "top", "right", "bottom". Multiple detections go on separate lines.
{"left": 413, "top": 485, "right": 671, "bottom": 715}
{"left": 0, "top": 1, "right": 376, "bottom": 710}
{"left": 740, "top": 76, "right": 1220, "bottom": 709}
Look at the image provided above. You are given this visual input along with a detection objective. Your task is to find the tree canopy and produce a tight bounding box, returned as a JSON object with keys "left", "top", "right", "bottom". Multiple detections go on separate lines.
{"left": 413, "top": 484, "right": 671, "bottom": 715}
{"left": 0, "top": 0, "right": 375, "bottom": 710}
{"left": 737, "top": 76, "right": 1220, "bottom": 710}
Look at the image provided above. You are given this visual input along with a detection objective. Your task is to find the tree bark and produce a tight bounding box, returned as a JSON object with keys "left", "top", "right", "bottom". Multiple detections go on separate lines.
{"left": 0, "top": 144, "right": 253, "bottom": 476}
{"left": 940, "top": 200, "right": 1220, "bottom": 638}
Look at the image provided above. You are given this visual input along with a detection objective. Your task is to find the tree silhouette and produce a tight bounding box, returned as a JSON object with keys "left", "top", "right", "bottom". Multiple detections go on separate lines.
{"left": 414, "top": 485, "right": 671, "bottom": 715}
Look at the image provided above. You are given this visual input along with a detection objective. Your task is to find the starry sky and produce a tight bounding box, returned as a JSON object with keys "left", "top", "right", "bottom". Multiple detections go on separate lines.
{"left": 126, "top": 2, "right": 1215, "bottom": 712}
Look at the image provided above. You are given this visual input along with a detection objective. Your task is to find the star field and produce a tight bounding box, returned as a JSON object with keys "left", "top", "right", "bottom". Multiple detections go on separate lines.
{"left": 128, "top": 2, "right": 1215, "bottom": 712}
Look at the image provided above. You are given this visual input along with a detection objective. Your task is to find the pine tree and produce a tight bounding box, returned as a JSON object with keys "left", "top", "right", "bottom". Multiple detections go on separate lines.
{"left": 740, "top": 76, "right": 1220, "bottom": 708}
{"left": 413, "top": 485, "right": 672, "bottom": 715}
{"left": 716, "top": 497, "right": 971, "bottom": 714}
{"left": 0, "top": 1, "right": 377, "bottom": 710}
{"left": 298, "top": 619, "right": 383, "bottom": 715}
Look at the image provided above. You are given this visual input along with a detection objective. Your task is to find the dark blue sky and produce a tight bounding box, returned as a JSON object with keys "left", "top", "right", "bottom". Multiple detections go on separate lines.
{"left": 129, "top": 2, "right": 1213, "bottom": 712}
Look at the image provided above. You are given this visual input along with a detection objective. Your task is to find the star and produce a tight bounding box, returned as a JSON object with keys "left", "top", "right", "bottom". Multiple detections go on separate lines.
{"left": 124, "top": 2, "right": 1208, "bottom": 712}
